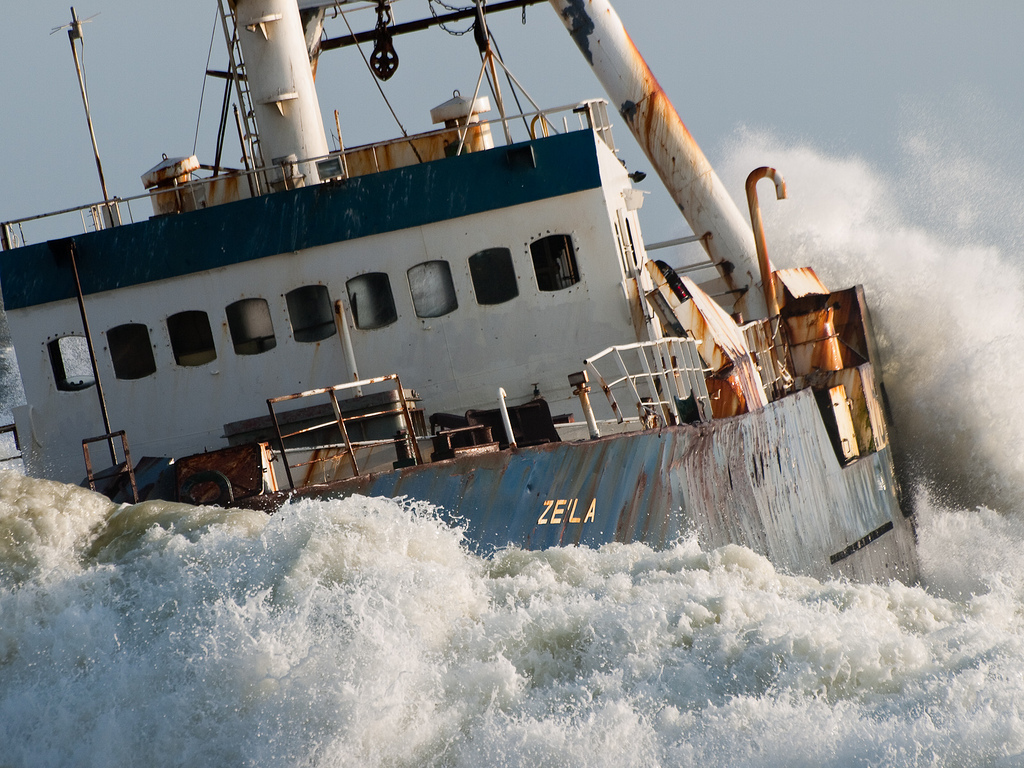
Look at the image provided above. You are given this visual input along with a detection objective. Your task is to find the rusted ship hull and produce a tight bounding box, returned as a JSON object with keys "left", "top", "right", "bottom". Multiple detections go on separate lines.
{"left": 252, "top": 387, "right": 916, "bottom": 583}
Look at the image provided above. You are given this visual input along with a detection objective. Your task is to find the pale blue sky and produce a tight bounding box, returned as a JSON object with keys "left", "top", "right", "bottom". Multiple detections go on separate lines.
{"left": 2, "top": 1, "right": 1022, "bottom": 243}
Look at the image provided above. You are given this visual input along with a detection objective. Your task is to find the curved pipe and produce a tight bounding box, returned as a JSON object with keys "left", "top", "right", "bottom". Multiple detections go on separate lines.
{"left": 745, "top": 167, "right": 787, "bottom": 318}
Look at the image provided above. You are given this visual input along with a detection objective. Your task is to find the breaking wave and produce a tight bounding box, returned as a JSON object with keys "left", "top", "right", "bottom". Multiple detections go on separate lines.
{"left": 1, "top": 470, "right": 1023, "bottom": 767}
{"left": 720, "top": 104, "right": 1024, "bottom": 513}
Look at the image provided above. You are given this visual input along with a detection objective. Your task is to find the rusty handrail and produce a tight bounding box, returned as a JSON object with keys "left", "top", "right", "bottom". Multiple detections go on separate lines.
{"left": 267, "top": 373, "right": 423, "bottom": 490}
{"left": 82, "top": 430, "right": 139, "bottom": 503}
{"left": 2, "top": 100, "right": 613, "bottom": 250}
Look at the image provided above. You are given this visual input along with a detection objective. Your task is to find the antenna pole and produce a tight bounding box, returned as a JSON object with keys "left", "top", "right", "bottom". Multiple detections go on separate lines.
{"left": 67, "top": 7, "right": 111, "bottom": 205}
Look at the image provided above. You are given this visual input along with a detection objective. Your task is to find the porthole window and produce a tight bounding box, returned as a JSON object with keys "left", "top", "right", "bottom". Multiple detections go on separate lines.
{"left": 286, "top": 285, "right": 336, "bottom": 343}
{"left": 408, "top": 261, "right": 458, "bottom": 318}
{"left": 468, "top": 248, "right": 518, "bottom": 305}
{"left": 226, "top": 298, "right": 277, "bottom": 355}
{"left": 48, "top": 335, "right": 95, "bottom": 391}
{"left": 107, "top": 323, "right": 157, "bottom": 380}
{"left": 346, "top": 273, "right": 397, "bottom": 330}
{"left": 531, "top": 234, "right": 580, "bottom": 291}
{"left": 167, "top": 311, "right": 217, "bottom": 367}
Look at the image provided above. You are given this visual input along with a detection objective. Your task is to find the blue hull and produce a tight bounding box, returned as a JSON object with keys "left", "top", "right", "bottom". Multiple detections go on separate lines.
{"left": 286, "top": 388, "right": 917, "bottom": 583}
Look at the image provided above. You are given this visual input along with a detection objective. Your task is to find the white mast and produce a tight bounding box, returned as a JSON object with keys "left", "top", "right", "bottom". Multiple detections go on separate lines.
{"left": 231, "top": 0, "right": 330, "bottom": 186}
{"left": 547, "top": 0, "right": 767, "bottom": 321}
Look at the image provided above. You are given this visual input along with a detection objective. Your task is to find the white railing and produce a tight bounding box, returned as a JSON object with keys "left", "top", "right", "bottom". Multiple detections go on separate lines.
{"left": 584, "top": 338, "right": 711, "bottom": 428}
{"left": 2, "top": 100, "right": 617, "bottom": 251}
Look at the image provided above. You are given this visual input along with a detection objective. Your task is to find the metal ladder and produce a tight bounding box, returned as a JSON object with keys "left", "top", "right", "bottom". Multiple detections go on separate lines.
{"left": 217, "top": 0, "right": 263, "bottom": 176}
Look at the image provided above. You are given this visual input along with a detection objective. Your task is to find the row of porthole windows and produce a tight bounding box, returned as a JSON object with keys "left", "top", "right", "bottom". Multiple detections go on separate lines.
{"left": 356, "top": 233, "right": 581, "bottom": 326}
{"left": 49, "top": 288, "right": 344, "bottom": 389}
{"left": 47, "top": 234, "right": 581, "bottom": 389}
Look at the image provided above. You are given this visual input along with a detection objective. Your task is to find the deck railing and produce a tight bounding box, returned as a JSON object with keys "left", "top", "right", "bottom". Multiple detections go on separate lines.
{"left": 584, "top": 338, "right": 712, "bottom": 428}
{"left": 266, "top": 374, "right": 423, "bottom": 490}
{"left": 1, "top": 100, "right": 616, "bottom": 251}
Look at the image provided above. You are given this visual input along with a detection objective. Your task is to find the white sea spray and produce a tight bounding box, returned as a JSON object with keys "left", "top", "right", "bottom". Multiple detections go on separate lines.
{"left": 719, "top": 120, "right": 1024, "bottom": 512}
{"left": 1, "top": 479, "right": 1023, "bottom": 766}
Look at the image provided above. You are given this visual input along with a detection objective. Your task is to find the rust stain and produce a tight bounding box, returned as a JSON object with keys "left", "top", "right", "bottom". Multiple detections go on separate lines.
{"left": 775, "top": 267, "right": 829, "bottom": 305}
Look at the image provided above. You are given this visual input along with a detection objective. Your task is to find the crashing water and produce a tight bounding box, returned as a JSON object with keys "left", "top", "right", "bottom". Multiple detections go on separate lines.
{"left": 2, "top": 479, "right": 1022, "bottom": 766}
{"left": 4, "top": 125, "right": 1024, "bottom": 765}
{"left": 719, "top": 108, "right": 1024, "bottom": 513}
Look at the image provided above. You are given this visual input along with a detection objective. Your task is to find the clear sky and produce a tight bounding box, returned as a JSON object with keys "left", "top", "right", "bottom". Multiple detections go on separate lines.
{"left": 2, "top": 0, "right": 1022, "bottom": 244}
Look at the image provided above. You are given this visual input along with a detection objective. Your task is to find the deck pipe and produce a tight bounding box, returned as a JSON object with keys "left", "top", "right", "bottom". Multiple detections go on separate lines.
{"left": 745, "top": 167, "right": 787, "bottom": 319}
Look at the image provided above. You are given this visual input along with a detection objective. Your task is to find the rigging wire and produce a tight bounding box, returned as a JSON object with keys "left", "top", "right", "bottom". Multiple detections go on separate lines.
{"left": 193, "top": 8, "right": 220, "bottom": 157}
{"left": 489, "top": 35, "right": 530, "bottom": 135}
{"left": 338, "top": 5, "right": 421, "bottom": 158}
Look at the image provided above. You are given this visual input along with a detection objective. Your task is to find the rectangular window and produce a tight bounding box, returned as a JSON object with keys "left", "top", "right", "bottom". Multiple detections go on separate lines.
{"left": 226, "top": 298, "right": 277, "bottom": 355}
{"left": 107, "top": 323, "right": 157, "bottom": 380}
{"left": 469, "top": 248, "right": 518, "bottom": 305}
{"left": 531, "top": 234, "right": 580, "bottom": 291}
{"left": 48, "top": 335, "right": 95, "bottom": 391}
{"left": 167, "top": 310, "right": 217, "bottom": 366}
{"left": 408, "top": 261, "right": 458, "bottom": 318}
{"left": 346, "top": 273, "right": 398, "bottom": 329}
{"left": 287, "top": 285, "right": 336, "bottom": 342}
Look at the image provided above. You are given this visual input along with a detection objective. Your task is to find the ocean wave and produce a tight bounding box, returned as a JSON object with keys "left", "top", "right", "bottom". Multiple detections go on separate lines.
{"left": 1, "top": 480, "right": 1022, "bottom": 767}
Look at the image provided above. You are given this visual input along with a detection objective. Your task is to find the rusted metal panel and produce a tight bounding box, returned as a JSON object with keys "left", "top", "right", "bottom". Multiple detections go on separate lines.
{"left": 141, "top": 156, "right": 205, "bottom": 216}
{"left": 176, "top": 442, "right": 276, "bottom": 504}
{"left": 782, "top": 286, "right": 872, "bottom": 382}
{"left": 341, "top": 127, "right": 491, "bottom": 179}
{"left": 825, "top": 287, "right": 871, "bottom": 366}
{"left": 205, "top": 174, "right": 251, "bottom": 207}
{"left": 787, "top": 307, "right": 843, "bottom": 376}
{"left": 141, "top": 155, "right": 201, "bottom": 189}
{"left": 821, "top": 366, "right": 875, "bottom": 455}
{"left": 645, "top": 262, "right": 768, "bottom": 414}
{"left": 276, "top": 386, "right": 917, "bottom": 583}
{"left": 775, "top": 267, "right": 829, "bottom": 303}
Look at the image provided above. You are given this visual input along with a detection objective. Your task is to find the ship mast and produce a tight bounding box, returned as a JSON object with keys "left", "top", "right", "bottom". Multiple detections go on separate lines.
{"left": 64, "top": 7, "right": 113, "bottom": 212}
{"left": 229, "top": 0, "right": 330, "bottom": 187}
{"left": 547, "top": 0, "right": 768, "bottom": 321}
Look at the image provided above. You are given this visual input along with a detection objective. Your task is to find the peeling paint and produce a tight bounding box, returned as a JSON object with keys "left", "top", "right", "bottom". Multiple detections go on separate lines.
{"left": 557, "top": 0, "right": 597, "bottom": 65}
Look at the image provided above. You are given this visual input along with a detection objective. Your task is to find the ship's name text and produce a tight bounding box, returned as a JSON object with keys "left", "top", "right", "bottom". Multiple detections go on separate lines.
{"left": 538, "top": 498, "right": 596, "bottom": 526}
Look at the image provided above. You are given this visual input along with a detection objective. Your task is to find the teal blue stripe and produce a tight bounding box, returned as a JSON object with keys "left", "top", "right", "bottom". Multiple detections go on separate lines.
{"left": 1, "top": 131, "right": 603, "bottom": 310}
